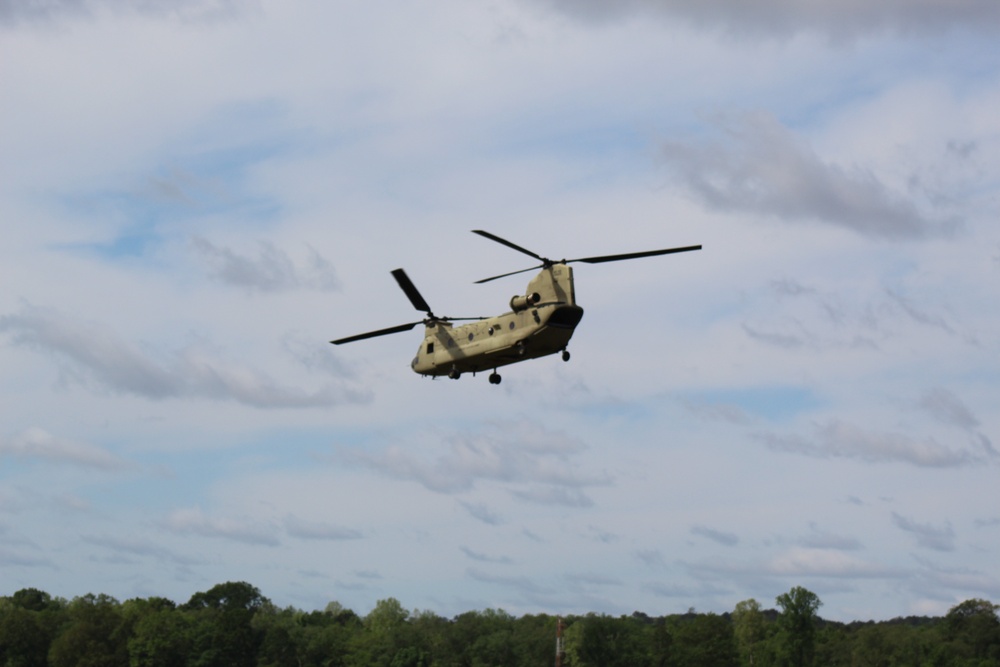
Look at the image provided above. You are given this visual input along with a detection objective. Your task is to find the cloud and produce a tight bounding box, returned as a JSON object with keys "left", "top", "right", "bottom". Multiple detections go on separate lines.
{"left": 82, "top": 534, "right": 202, "bottom": 566}
{"left": 691, "top": 525, "right": 740, "bottom": 547}
{"left": 565, "top": 572, "right": 624, "bottom": 587}
{"left": 0, "top": 427, "right": 129, "bottom": 470}
{"left": 892, "top": 512, "right": 956, "bottom": 551}
{"left": 283, "top": 516, "right": 364, "bottom": 541}
{"left": 659, "top": 112, "right": 957, "bottom": 240}
{"left": 634, "top": 549, "right": 668, "bottom": 569}
{"left": 757, "top": 419, "right": 978, "bottom": 467}
{"left": 0, "top": 0, "right": 249, "bottom": 26}
{"left": 0, "top": 547, "right": 56, "bottom": 569}
{"left": 684, "top": 548, "right": 899, "bottom": 580}
{"left": 459, "top": 501, "right": 504, "bottom": 526}
{"left": 466, "top": 568, "right": 552, "bottom": 597}
{"left": 191, "top": 237, "right": 339, "bottom": 293}
{"left": 766, "top": 548, "right": 899, "bottom": 578}
{"left": 460, "top": 546, "right": 512, "bottom": 564}
{"left": 163, "top": 507, "right": 280, "bottom": 546}
{"left": 0, "top": 304, "right": 363, "bottom": 408}
{"left": 345, "top": 421, "right": 610, "bottom": 504}
{"left": 918, "top": 388, "right": 979, "bottom": 430}
{"left": 524, "top": 0, "right": 1000, "bottom": 40}
{"left": 798, "top": 523, "right": 863, "bottom": 551}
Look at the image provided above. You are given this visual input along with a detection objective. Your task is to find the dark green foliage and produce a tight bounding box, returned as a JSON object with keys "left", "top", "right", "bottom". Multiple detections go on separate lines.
{"left": 1, "top": 584, "right": 998, "bottom": 667}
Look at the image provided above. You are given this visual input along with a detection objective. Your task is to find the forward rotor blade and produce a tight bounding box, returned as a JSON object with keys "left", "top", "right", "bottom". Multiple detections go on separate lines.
{"left": 571, "top": 244, "right": 702, "bottom": 264}
{"left": 330, "top": 321, "right": 422, "bottom": 345}
{"left": 473, "top": 264, "right": 544, "bottom": 284}
{"left": 472, "top": 230, "right": 545, "bottom": 262}
{"left": 391, "top": 268, "right": 432, "bottom": 314}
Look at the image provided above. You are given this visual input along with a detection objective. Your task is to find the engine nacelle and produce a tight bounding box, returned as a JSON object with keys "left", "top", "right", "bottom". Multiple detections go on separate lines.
{"left": 510, "top": 292, "right": 541, "bottom": 312}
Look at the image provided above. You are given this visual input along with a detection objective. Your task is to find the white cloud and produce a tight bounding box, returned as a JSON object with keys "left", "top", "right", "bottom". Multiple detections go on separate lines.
{"left": 0, "top": 304, "right": 364, "bottom": 408}
{"left": 758, "top": 419, "right": 979, "bottom": 468}
{"left": 164, "top": 507, "right": 280, "bottom": 546}
{"left": 344, "top": 421, "right": 610, "bottom": 503}
{"left": 0, "top": 427, "right": 128, "bottom": 470}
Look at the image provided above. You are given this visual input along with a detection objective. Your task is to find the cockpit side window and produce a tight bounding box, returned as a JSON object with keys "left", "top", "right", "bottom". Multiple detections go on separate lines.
{"left": 426, "top": 342, "right": 434, "bottom": 354}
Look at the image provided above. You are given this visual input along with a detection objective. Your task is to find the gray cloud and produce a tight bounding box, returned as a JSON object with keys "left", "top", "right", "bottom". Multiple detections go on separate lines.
{"left": 284, "top": 515, "right": 364, "bottom": 541}
{"left": 346, "top": 422, "right": 609, "bottom": 505}
{"left": 82, "top": 534, "right": 202, "bottom": 566}
{"left": 758, "top": 419, "right": 977, "bottom": 467}
{"left": 691, "top": 524, "right": 740, "bottom": 547}
{"left": 525, "top": 0, "right": 1000, "bottom": 40}
{"left": 459, "top": 501, "right": 504, "bottom": 526}
{"left": 191, "top": 237, "right": 339, "bottom": 293}
{"left": 1, "top": 427, "right": 129, "bottom": 471}
{"left": 0, "top": 547, "right": 56, "bottom": 569}
{"left": 798, "top": 523, "right": 863, "bottom": 551}
{"left": 565, "top": 572, "right": 624, "bottom": 587}
{"left": 460, "top": 546, "right": 512, "bottom": 564}
{"left": 634, "top": 549, "right": 668, "bottom": 569}
{"left": 467, "top": 568, "right": 552, "bottom": 597}
{"left": 918, "top": 387, "right": 979, "bottom": 430}
{"left": 163, "top": 507, "right": 280, "bottom": 546}
{"left": 892, "top": 512, "right": 956, "bottom": 551}
{"left": 660, "top": 112, "right": 957, "bottom": 240}
{"left": 0, "top": 304, "right": 362, "bottom": 408}
{"left": 0, "top": 0, "right": 249, "bottom": 26}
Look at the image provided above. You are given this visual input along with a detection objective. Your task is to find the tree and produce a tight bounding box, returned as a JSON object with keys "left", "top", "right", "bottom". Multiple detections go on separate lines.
{"left": 775, "top": 586, "right": 822, "bottom": 667}
{"left": 183, "top": 582, "right": 269, "bottom": 667}
{"left": 564, "top": 613, "right": 652, "bottom": 667}
{"left": 670, "top": 612, "right": 737, "bottom": 667}
{"left": 943, "top": 598, "right": 1000, "bottom": 663}
{"left": 733, "top": 598, "right": 766, "bottom": 667}
{"left": 127, "top": 606, "right": 193, "bottom": 667}
{"left": 48, "top": 594, "right": 128, "bottom": 667}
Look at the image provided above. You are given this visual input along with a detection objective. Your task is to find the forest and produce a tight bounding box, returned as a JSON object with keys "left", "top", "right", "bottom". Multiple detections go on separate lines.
{"left": 1, "top": 582, "right": 998, "bottom": 667}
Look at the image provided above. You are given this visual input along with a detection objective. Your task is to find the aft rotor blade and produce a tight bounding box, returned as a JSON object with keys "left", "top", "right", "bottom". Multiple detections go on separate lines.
{"left": 571, "top": 244, "right": 702, "bottom": 264}
{"left": 472, "top": 230, "right": 545, "bottom": 262}
{"left": 473, "top": 263, "right": 544, "bottom": 284}
{"left": 330, "top": 321, "right": 422, "bottom": 345}
{"left": 391, "top": 268, "right": 432, "bottom": 314}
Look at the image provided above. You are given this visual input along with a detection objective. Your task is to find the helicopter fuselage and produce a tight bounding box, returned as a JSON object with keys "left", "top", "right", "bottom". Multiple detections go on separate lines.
{"left": 411, "top": 263, "right": 583, "bottom": 378}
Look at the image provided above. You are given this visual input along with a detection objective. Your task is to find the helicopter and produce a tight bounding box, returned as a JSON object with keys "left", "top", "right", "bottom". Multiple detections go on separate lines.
{"left": 330, "top": 230, "right": 701, "bottom": 384}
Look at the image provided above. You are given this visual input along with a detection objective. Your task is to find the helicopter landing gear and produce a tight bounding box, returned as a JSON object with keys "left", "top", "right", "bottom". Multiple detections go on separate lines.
{"left": 488, "top": 371, "right": 501, "bottom": 385}
{"left": 562, "top": 349, "right": 571, "bottom": 362}
{"left": 448, "top": 366, "right": 461, "bottom": 380}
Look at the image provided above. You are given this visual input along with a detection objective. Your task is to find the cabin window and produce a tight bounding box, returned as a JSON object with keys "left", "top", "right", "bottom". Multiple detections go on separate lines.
{"left": 426, "top": 342, "right": 434, "bottom": 354}
{"left": 509, "top": 321, "right": 515, "bottom": 330}
{"left": 447, "top": 338, "right": 455, "bottom": 348}
{"left": 468, "top": 333, "right": 474, "bottom": 341}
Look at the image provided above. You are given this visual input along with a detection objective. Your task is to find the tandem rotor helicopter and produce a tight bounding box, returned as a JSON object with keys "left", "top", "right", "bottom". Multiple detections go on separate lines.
{"left": 331, "top": 230, "right": 701, "bottom": 384}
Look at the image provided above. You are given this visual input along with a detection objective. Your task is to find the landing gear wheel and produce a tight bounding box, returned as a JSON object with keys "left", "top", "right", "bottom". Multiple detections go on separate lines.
{"left": 562, "top": 349, "right": 571, "bottom": 362}
{"left": 448, "top": 367, "right": 461, "bottom": 380}
{"left": 489, "top": 372, "right": 501, "bottom": 385}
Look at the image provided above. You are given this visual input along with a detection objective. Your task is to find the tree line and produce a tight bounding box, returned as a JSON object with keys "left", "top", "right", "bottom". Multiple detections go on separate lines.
{"left": 1, "top": 581, "right": 998, "bottom": 666}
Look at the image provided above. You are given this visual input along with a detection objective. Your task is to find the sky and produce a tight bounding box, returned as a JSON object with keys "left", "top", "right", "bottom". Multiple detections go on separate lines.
{"left": 1, "top": 0, "right": 999, "bottom": 623}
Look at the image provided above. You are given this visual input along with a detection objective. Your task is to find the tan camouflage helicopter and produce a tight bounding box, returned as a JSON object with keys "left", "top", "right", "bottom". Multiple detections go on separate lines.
{"left": 331, "top": 230, "right": 700, "bottom": 384}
